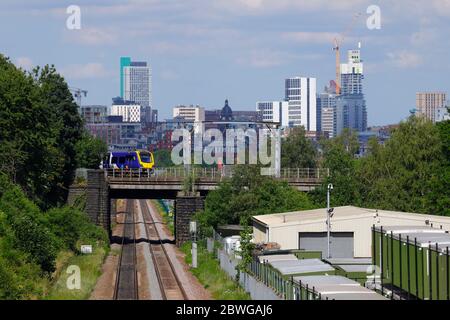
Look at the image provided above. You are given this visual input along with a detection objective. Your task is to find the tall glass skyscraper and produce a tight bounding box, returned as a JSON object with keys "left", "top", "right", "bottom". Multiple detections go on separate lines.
{"left": 336, "top": 49, "right": 367, "bottom": 134}
{"left": 120, "top": 57, "right": 152, "bottom": 108}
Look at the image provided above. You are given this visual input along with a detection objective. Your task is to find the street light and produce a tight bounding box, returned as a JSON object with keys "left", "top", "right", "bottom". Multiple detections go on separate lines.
{"left": 327, "top": 183, "right": 334, "bottom": 259}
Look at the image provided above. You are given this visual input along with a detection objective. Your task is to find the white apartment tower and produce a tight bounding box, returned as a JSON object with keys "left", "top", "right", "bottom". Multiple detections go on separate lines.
{"left": 285, "top": 77, "right": 317, "bottom": 131}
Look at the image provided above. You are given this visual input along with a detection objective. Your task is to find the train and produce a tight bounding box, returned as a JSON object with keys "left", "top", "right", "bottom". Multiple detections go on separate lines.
{"left": 100, "top": 150, "right": 155, "bottom": 171}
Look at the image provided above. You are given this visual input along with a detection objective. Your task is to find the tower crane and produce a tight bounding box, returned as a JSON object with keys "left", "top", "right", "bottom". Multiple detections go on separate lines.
{"left": 333, "top": 12, "right": 362, "bottom": 95}
{"left": 69, "top": 87, "right": 88, "bottom": 107}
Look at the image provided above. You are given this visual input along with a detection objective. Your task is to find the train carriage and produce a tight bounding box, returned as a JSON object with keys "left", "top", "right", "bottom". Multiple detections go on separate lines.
{"left": 101, "top": 150, "right": 155, "bottom": 171}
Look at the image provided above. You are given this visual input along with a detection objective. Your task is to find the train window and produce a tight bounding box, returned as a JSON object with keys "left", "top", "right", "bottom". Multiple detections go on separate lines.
{"left": 140, "top": 152, "right": 151, "bottom": 163}
{"left": 118, "top": 157, "right": 125, "bottom": 164}
{"left": 111, "top": 156, "right": 118, "bottom": 164}
{"left": 125, "top": 155, "right": 135, "bottom": 162}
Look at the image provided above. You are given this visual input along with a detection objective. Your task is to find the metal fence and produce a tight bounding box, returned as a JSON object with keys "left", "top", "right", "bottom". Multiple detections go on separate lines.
{"left": 104, "top": 167, "right": 328, "bottom": 183}
{"left": 372, "top": 226, "right": 450, "bottom": 300}
{"left": 212, "top": 229, "right": 327, "bottom": 300}
{"left": 247, "top": 258, "right": 325, "bottom": 300}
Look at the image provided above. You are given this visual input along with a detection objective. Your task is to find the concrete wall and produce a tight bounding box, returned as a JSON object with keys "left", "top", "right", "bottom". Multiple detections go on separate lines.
{"left": 217, "top": 249, "right": 282, "bottom": 300}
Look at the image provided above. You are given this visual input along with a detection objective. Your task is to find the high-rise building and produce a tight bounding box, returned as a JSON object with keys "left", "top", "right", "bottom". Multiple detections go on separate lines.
{"left": 285, "top": 77, "right": 317, "bottom": 131}
{"left": 335, "top": 48, "right": 367, "bottom": 135}
{"left": 120, "top": 57, "right": 152, "bottom": 108}
{"left": 340, "top": 50, "right": 363, "bottom": 95}
{"left": 316, "top": 91, "right": 337, "bottom": 138}
{"left": 416, "top": 92, "right": 447, "bottom": 122}
{"left": 336, "top": 94, "right": 367, "bottom": 134}
{"left": 256, "top": 101, "right": 289, "bottom": 127}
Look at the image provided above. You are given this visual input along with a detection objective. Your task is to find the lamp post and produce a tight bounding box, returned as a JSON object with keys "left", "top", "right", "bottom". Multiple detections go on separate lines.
{"left": 327, "top": 183, "right": 334, "bottom": 259}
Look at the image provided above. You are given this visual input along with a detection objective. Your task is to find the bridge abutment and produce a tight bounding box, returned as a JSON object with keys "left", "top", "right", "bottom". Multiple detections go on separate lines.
{"left": 87, "top": 170, "right": 111, "bottom": 238}
{"left": 175, "top": 192, "right": 204, "bottom": 247}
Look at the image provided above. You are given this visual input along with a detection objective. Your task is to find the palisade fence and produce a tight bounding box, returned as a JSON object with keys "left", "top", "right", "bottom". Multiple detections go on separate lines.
{"left": 211, "top": 229, "right": 327, "bottom": 300}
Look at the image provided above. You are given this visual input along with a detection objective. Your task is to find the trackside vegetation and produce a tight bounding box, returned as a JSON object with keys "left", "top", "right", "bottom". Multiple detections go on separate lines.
{"left": 181, "top": 241, "right": 250, "bottom": 300}
{"left": 0, "top": 54, "right": 109, "bottom": 299}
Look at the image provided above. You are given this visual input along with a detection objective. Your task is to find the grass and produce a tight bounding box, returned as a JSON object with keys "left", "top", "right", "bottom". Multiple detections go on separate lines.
{"left": 153, "top": 200, "right": 174, "bottom": 235}
{"left": 44, "top": 245, "right": 108, "bottom": 300}
{"left": 181, "top": 241, "right": 251, "bottom": 300}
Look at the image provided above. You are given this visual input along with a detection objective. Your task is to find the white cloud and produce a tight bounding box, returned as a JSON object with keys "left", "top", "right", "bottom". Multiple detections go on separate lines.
{"left": 411, "top": 28, "right": 439, "bottom": 46}
{"left": 160, "top": 69, "right": 181, "bottom": 80}
{"left": 386, "top": 51, "right": 423, "bottom": 68}
{"left": 432, "top": 0, "right": 450, "bottom": 16}
{"left": 60, "top": 63, "right": 110, "bottom": 79}
{"left": 214, "top": 0, "right": 370, "bottom": 14}
{"left": 15, "top": 57, "right": 33, "bottom": 70}
{"left": 282, "top": 31, "right": 341, "bottom": 45}
{"left": 236, "top": 50, "right": 296, "bottom": 68}
{"left": 64, "top": 27, "right": 118, "bottom": 46}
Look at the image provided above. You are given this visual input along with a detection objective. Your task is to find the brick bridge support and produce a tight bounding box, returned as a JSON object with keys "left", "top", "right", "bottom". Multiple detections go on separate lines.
{"left": 174, "top": 192, "right": 204, "bottom": 247}
{"left": 86, "top": 170, "right": 111, "bottom": 238}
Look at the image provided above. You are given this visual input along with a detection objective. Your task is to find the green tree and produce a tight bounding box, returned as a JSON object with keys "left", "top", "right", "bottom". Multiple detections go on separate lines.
{"left": 197, "top": 165, "right": 315, "bottom": 234}
{"left": 153, "top": 149, "right": 174, "bottom": 167}
{"left": 358, "top": 117, "right": 448, "bottom": 215}
{"left": 75, "top": 132, "right": 108, "bottom": 169}
{"left": 312, "top": 129, "right": 361, "bottom": 207}
{"left": 0, "top": 55, "right": 84, "bottom": 208}
{"left": 281, "top": 126, "right": 317, "bottom": 168}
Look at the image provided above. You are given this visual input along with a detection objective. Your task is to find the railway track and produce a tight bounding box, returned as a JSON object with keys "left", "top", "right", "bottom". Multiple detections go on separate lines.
{"left": 140, "top": 199, "right": 188, "bottom": 300}
{"left": 114, "top": 200, "right": 138, "bottom": 300}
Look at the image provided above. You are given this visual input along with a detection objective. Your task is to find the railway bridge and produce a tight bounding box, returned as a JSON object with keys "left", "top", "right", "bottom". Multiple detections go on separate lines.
{"left": 84, "top": 167, "right": 327, "bottom": 246}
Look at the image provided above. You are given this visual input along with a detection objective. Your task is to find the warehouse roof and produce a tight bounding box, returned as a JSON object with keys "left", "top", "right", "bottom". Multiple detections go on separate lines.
{"left": 252, "top": 206, "right": 374, "bottom": 227}
{"left": 252, "top": 206, "right": 450, "bottom": 228}
{"left": 294, "top": 275, "right": 387, "bottom": 300}
{"left": 375, "top": 225, "right": 446, "bottom": 234}
{"left": 258, "top": 254, "right": 298, "bottom": 263}
{"left": 336, "top": 264, "right": 372, "bottom": 273}
{"left": 270, "top": 259, "right": 334, "bottom": 276}
{"left": 324, "top": 258, "right": 373, "bottom": 265}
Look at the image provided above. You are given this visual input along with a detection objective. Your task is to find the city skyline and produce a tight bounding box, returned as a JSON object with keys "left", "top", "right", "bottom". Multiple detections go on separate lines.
{"left": 1, "top": 1, "right": 449, "bottom": 125}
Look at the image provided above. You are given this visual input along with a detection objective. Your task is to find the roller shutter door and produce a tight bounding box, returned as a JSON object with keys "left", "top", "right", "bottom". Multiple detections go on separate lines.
{"left": 298, "top": 232, "right": 354, "bottom": 258}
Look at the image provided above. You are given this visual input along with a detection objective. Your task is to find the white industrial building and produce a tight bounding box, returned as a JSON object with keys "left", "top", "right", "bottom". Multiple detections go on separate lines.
{"left": 252, "top": 206, "right": 450, "bottom": 259}
{"left": 256, "top": 101, "right": 289, "bottom": 127}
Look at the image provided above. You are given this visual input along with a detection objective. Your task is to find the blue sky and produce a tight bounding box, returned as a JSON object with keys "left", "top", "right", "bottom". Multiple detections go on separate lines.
{"left": 1, "top": 0, "right": 449, "bottom": 125}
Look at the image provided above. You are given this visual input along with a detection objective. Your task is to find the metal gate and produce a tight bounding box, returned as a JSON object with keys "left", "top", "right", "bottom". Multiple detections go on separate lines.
{"left": 299, "top": 232, "right": 354, "bottom": 258}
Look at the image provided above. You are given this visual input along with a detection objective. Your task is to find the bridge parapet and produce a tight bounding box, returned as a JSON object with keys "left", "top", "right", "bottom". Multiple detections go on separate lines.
{"left": 104, "top": 167, "right": 328, "bottom": 184}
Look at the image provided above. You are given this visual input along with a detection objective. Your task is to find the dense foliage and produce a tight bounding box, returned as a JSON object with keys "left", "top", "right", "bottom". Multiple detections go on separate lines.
{"left": 0, "top": 55, "right": 103, "bottom": 208}
{"left": 0, "top": 55, "right": 109, "bottom": 299}
{"left": 0, "top": 174, "right": 108, "bottom": 299}
{"left": 313, "top": 117, "right": 450, "bottom": 216}
{"left": 75, "top": 132, "right": 108, "bottom": 169}
{"left": 196, "top": 165, "right": 315, "bottom": 234}
{"left": 281, "top": 126, "right": 317, "bottom": 168}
